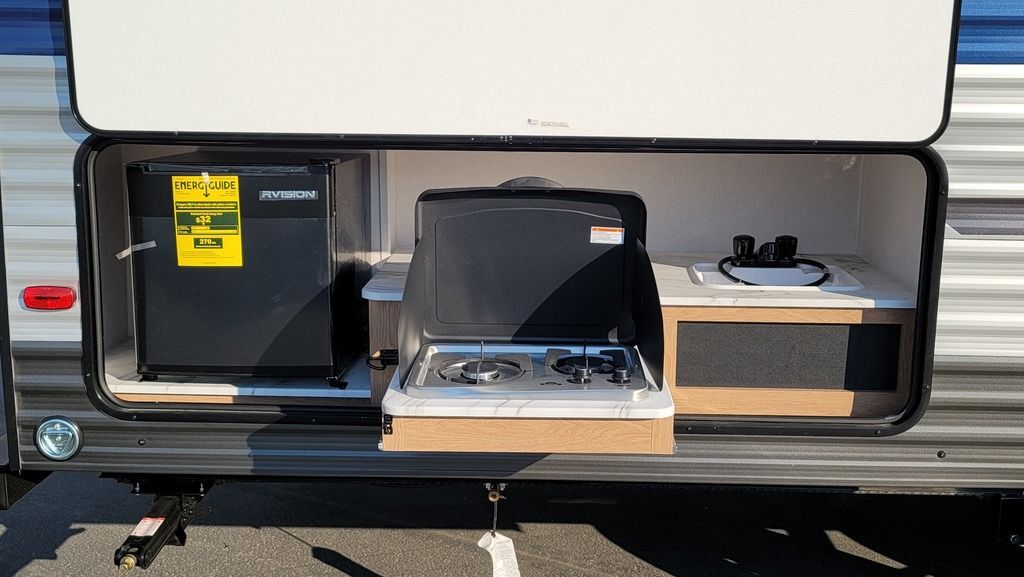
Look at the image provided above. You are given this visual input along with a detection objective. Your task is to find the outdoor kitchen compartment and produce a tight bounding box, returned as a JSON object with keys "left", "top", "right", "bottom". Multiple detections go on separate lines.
{"left": 126, "top": 154, "right": 359, "bottom": 378}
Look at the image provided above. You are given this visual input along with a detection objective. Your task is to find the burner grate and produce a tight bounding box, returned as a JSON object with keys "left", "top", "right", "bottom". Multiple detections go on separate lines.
{"left": 436, "top": 357, "right": 524, "bottom": 384}
{"left": 551, "top": 354, "right": 616, "bottom": 376}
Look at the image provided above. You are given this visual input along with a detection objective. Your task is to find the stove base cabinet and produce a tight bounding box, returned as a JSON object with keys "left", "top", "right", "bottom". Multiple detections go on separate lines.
{"left": 664, "top": 306, "right": 915, "bottom": 418}
{"left": 380, "top": 415, "right": 676, "bottom": 455}
{"left": 380, "top": 375, "right": 678, "bottom": 455}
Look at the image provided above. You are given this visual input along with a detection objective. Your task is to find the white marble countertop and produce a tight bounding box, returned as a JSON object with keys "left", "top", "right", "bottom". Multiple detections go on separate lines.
{"left": 106, "top": 354, "right": 372, "bottom": 399}
{"left": 361, "top": 253, "right": 411, "bottom": 302}
{"left": 362, "top": 251, "right": 916, "bottom": 309}
{"left": 650, "top": 252, "right": 915, "bottom": 308}
{"left": 382, "top": 371, "right": 676, "bottom": 419}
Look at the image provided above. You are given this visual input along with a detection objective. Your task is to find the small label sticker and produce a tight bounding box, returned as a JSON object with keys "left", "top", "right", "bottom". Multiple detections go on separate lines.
{"left": 526, "top": 118, "right": 571, "bottom": 129}
{"left": 172, "top": 174, "right": 242, "bottom": 267}
{"left": 590, "top": 226, "right": 624, "bottom": 245}
{"left": 130, "top": 516, "right": 166, "bottom": 538}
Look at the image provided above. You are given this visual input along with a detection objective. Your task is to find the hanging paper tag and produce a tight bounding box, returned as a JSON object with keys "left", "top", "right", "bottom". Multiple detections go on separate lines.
{"left": 478, "top": 532, "right": 521, "bottom": 577}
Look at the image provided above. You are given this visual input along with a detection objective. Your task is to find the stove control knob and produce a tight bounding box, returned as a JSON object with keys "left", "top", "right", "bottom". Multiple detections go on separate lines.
{"left": 733, "top": 235, "right": 755, "bottom": 260}
{"left": 776, "top": 235, "right": 798, "bottom": 261}
{"left": 612, "top": 367, "right": 631, "bottom": 383}
{"left": 573, "top": 365, "right": 592, "bottom": 382}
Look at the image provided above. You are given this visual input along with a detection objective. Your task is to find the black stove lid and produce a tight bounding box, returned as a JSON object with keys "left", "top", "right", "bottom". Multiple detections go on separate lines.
{"left": 406, "top": 186, "right": 647, "bottom": 346}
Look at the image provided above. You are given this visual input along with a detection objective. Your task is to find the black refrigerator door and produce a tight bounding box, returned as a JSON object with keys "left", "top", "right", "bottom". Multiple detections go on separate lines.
{"left": 127, "top": 165, "right": 335, "bottom": 377}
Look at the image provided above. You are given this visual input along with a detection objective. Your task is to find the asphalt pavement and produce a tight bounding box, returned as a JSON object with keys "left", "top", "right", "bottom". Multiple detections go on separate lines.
{"left": 1, "top": 473, "right": 1022, "bottom": 576}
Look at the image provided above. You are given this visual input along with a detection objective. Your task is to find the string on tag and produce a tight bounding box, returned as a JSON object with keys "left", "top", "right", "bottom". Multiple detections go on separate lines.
{"left": 479, "top": 483, "right": 520, "bottom": 577}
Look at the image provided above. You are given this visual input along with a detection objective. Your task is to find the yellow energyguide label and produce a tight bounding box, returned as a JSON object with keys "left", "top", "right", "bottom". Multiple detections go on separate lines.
{"left": 171, "top": 175, "right": 242, "bottom": 267}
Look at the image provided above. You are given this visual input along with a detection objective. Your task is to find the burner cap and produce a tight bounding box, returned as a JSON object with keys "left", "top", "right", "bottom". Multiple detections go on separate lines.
{"left": 572, "top": 365, "right": 593, "bottom": 383}
{"left": 436, "top": 357, "right": 524, "bottom": 384}
{"left": 462, "top": 361, "right": 501, "bottom": 382}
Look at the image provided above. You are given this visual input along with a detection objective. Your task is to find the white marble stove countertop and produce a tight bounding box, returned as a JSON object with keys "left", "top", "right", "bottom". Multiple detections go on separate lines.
{"left": 381, "top": 371, "right": 677, "bottom": 419}
{"left": 362, "top": 251, "right": 916, "bottom": 309}
{"left": 361, "top": 253, "right": 411, "bottom": 302}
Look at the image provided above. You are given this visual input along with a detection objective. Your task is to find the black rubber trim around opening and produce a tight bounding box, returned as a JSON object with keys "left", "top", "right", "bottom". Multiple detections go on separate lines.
{"left": 74, "top": 137, "right": 945, "bottom": 438}
{"left": 60, "top": 0, "right": 962, "bottom": 151}
{"left": 0, "top": 159, "right": 20, "bottom": 471}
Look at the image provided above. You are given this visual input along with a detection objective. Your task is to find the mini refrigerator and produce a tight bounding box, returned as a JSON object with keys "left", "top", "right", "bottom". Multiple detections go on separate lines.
{"left": 125, "top": 152, "right": 368, "bottom": 378}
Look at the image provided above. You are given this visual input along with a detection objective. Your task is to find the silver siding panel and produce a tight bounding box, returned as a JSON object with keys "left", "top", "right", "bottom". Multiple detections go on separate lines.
{"left": 4, "top": 56, "right": 1023, "bottom": 488}
{"left": 0, "top": 56, "right": 86, "bottom": 342}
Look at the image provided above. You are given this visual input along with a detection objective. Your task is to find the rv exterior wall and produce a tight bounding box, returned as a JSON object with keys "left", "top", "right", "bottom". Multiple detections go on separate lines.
{"left": 3, "top": 53, "right": 1024, "bottom": 489}
{"left": 0, "top": 57, "right": 86, "bottom": 342}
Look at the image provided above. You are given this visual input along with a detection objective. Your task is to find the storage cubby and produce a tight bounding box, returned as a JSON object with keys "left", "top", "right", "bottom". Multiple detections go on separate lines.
{"left": 87, "top": 146, "right": 931, "bottom": 420}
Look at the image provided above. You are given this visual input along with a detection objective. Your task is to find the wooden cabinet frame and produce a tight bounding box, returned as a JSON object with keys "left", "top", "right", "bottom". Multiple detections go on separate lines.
{"left": 381, "top": 415, "right": 676, "bottom": 454}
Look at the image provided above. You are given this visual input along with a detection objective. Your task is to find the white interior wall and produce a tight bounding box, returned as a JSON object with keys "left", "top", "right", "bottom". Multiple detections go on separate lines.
{"left": 386, "top": 151, "right": 864, "bottom": 254}
{"left": 857, "top": 155, "right": 927, "bottom": 291}
{"left": 97, "top": 144, "right": 201, "bottom": 350}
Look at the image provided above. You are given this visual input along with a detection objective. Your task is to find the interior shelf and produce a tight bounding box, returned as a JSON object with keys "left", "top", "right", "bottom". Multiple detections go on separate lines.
{"left": 104, "top": 341, "right": 371, "bottom": 404}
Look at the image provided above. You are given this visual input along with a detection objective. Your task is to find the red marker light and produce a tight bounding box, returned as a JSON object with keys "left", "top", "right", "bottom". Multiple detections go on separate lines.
{"left": 23, "top": 286, "right": 76, "bottom": 310}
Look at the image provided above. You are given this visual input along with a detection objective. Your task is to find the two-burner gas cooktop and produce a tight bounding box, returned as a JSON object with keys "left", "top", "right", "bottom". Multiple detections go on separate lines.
{"left": 404, "top": 343, "right": 651, "bottom": 401}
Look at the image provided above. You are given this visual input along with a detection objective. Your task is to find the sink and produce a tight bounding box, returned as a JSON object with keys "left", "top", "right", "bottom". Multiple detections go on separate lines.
{"left": 688, "top": 262, "right": 864, "bottom": 291}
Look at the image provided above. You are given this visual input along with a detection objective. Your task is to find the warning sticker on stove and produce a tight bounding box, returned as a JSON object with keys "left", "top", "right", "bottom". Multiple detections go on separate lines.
{"left": 171, "top": 174, "right": 242, "bottom": 267}
{"left": 590, "top": 226, "right": 624, "bottom": 245}
{"left": 130, "top": 516, "right": 166, "bottom": 538}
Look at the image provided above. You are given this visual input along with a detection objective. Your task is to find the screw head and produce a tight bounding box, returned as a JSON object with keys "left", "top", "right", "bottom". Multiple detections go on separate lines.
{"left": 1009, "top": 534, "right": 1022, "bottom": 546}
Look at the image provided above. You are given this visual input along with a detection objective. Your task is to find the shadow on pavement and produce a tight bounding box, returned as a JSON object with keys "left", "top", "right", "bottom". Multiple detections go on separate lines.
{"left": 312, "top": 547, "right": 385, "bottom": 577}
{"left": 0, "top": 473, "right": 1021, "bottom": 576}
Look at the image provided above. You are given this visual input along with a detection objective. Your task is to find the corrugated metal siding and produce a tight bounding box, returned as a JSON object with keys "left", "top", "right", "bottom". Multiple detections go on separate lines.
{"left": 958, "top": 0, "right": 1024, "bottom": 64}
{"left": 4, "top": 0, "right": 1020, "bottom": 64}
{"left": 933, "top": 65, "right": 1024, "bottom": 359}
{"left": 8, "top": 344, "right": 1024, "bottom": 488}
{"left": 0, "top": 1, "right": 63, "bottom": 57}
{"left": 1, "top": 58, "right": 1022, "bottom": 486}
{"left": 0, "top": 56, "right": 86, "bottom": 342}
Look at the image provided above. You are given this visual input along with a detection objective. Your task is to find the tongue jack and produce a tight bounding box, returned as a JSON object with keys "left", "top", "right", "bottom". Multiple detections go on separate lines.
{"left": 114, "top": 480, "right": 210, "bottom": 573}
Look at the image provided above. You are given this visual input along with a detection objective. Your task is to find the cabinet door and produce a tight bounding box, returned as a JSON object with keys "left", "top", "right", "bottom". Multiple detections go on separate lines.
{"left": 664, "top": 307, "right": 915, "bottom": 418}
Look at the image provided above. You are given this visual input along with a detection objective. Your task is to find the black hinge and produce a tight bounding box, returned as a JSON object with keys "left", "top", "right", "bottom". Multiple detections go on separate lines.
{"left": 382, "top": 414, "right": 393, "bottom": 435}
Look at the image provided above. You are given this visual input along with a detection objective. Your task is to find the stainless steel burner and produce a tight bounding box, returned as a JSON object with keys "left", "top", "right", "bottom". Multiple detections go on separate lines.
{"left": 463, "top": 361, "right": 500, "bottom": 381}
{"left": 437, "top": 357, "right": 524, "bottom": 384}
{"left": 552, "top": 354, "right": 615, "bottom": 375}
{"left": 407, "top": 344, "right": 650, "bottom": 401}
